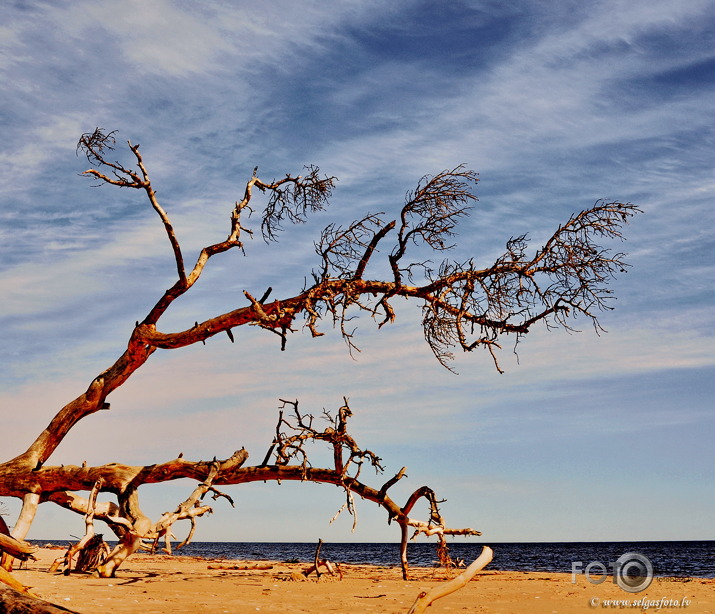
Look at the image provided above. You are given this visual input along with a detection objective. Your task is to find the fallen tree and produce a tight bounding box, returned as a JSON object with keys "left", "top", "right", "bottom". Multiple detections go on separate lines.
{"left": 0, "top": 129, "right": 639, "bottom": 595}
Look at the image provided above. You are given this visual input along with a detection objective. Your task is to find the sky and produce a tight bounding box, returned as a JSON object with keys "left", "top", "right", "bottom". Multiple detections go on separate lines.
{"left": 1, "top": 0, "right": 713, "bottom": 547}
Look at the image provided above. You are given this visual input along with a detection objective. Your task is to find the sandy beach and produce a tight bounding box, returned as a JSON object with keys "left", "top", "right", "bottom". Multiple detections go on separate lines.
{"left": 7, "top": 547, "right": 714, "bottom": 613}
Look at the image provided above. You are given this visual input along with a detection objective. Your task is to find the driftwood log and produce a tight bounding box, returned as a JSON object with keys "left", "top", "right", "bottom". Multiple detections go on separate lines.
{"left": 48, "top": 480, "right": 108, "bottom": 575}
{"left": 301, "top": 539, "right": 342, "bottom": 579}
{"left": 0, "top": 567, "right": 38, "bottom": 600}
{"left": 0, "top": 516, "right": 38, "bottom": 563}
{"left": 0, "top": 586, "right": 79, "bottom": 614}
{"left": 0, "top": 535, "right": 37, "bottom": 563}
{"left": 0, "top": 516, "right": 39, "bottom": 597}
{"left": 407, "top": 546, "right": 494, "bottom": 614}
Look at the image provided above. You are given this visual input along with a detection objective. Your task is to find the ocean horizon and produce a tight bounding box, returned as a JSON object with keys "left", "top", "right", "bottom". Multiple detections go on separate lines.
{"left": 31, "top": 539, "right": 714, "bottom": 578}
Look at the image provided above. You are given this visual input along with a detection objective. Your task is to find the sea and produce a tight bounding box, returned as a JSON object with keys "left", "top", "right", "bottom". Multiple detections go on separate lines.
{"left": 35, "top": 540, "right": 713, "bottom": 578}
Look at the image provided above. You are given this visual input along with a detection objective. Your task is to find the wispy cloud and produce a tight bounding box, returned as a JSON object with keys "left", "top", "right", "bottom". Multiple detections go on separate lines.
{"left": 1, "top": 0, "right": 713, "bottom": 542}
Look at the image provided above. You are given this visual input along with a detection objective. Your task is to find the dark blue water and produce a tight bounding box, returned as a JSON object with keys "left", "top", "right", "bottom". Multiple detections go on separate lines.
{"left": 83, "top": 540, "right": 712, "bottom": 578}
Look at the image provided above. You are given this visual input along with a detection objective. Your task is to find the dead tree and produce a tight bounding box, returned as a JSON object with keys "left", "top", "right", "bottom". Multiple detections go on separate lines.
{"left": 0, "top": 129, "right": 639, "bottom": 589}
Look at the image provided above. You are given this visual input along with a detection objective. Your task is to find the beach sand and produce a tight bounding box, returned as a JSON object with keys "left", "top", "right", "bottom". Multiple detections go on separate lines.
{"left": 9, "top": 547, "right": 715, "bottom": 613}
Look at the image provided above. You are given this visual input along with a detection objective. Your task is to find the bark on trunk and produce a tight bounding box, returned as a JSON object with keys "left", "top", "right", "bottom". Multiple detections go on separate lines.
{"left": 0, "top": 566, "right": 38, "bottom": 599}
{"left": 74, "top": 535, "right": 108, "bottom": 573}
{"left": 0, "top": 586, "right": 80, "bottom": 613}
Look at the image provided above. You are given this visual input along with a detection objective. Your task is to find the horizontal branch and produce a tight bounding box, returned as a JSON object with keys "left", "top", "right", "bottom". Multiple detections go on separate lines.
{"left": 1, "top": 450, "right": 248, "bottom": 499}
{"left": 0, "top": 534, "right": 38, "bottom": 560}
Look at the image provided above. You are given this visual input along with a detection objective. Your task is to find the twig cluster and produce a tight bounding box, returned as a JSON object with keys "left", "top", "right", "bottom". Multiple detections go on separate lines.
{"left": 259, "top": 399, "right": 480, "bottom": 577}
{"left": 267, "top": 398, "right": 383, "bottom": 479}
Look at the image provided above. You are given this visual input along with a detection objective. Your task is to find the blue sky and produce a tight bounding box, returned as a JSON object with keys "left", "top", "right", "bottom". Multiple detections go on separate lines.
{"left": 1, "top": 0, "right": 713, "bottom": 545}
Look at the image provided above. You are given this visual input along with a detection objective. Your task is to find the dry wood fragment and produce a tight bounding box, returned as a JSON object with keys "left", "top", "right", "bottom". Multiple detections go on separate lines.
{"left": 0, "top": 584, "right": 79, "bottom": 613}
{"left": 0, "top": 534, "right": 38, "bottom": 561}
{"left": 407, "top": 546, "right": 493, "bottom": 614}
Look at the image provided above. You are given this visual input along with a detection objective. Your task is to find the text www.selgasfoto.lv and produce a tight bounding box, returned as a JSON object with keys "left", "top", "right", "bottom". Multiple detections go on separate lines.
{"left": 590, "top": 596, "right": 691, "bottom": 609}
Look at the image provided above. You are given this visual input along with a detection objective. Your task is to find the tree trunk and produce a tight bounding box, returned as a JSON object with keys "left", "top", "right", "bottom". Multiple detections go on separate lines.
{"left": 97, "top": 532, "right": 144, "bottom": 578}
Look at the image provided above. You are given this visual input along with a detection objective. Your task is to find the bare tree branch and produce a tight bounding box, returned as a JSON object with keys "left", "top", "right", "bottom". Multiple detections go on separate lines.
{"left": 259, "top": 165, "right": 336, "bottom": 241}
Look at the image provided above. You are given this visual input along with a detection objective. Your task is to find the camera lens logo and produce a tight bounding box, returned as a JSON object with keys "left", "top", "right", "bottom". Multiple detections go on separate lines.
{"left": 614, "top": 552, "right": 653, "bottom": 593}
{"left": 571, "top": 552, "right": 654, "bottom": 593}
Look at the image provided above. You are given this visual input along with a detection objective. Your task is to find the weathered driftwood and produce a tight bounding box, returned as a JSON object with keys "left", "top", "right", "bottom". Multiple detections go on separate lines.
{"left": 407, "top": 546, "right": 493, "bottom": 614}
{"left": 0, "top": 534, "right": 38, "bottom": 562}
{"left": 0, "top": 515, "right": 39, "bottom": 594}
{"left": 302, "top": 560, "right": 341, "bottom": 579}
{"left": 75, "top": 535, "right": 109, "bottom": 573}
{"left": 0, "top": 566, "right": 39, "bottom": 599}
{"left": 249, "top": 401, "right": 483, "bottom": 579}
{"left": 48, "top": 536, "right": 108, "bottom": 576}
{"left": 302, "top": 540, "right": 341, "bottom": 580}
{"left": 0, "top": 585, "right": 79, "bottom": 614}
{"left": 48, "top": 480, "right": 107, "bottom": 575}
{"left": 310, "top": 539, "right": 326, "bottom": 579}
